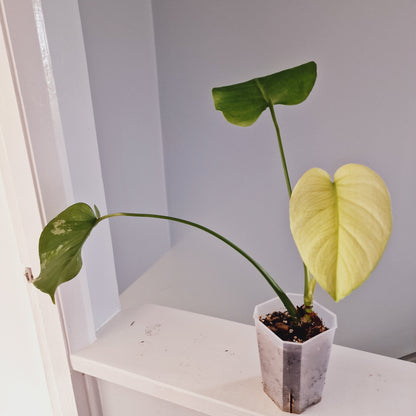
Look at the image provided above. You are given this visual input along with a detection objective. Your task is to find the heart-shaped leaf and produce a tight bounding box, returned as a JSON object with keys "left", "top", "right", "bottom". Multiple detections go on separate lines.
{"left": 212, "top": 61, "right": 317, "bottom": 126}
{"left": 289, "top": 164, "right": 392, "bottom": 301}
{"left": 33, "top": 203, "right": 98, "bottom": 302}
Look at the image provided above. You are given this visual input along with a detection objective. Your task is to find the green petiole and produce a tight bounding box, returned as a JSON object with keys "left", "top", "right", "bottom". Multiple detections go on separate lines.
{"left": 267, "top": 103, "right": 315, "bottom": 311}
{"left": 97, "top": 212, "right": 300, "bottom": 323}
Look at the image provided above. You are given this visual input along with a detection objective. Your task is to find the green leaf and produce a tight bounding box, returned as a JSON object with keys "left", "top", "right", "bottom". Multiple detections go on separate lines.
{"left": 289, "top": 164, "right": 392, "bottom": 302}
{"left": 212, "top": 61, "right": 317, "bottom": 126}
{"left": 33, "top": 203, "right": 98, "bottom": 302}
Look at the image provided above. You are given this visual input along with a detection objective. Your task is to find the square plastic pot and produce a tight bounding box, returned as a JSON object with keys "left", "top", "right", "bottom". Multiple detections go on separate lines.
{"left": 254, "top": 294, "right": 337, "bottom": 414}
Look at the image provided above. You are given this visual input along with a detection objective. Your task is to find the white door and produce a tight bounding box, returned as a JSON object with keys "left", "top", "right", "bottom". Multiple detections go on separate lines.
{"left": 0, "top": 2, "right": 90, "bottom": 414}
{"left": 0, "top": 161, "right": 53, "bottom": 415}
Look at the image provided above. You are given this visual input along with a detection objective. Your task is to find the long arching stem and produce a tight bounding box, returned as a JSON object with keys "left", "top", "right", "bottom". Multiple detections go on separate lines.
{"left": 97, "top": 212, "right": 300, "bottom": 323}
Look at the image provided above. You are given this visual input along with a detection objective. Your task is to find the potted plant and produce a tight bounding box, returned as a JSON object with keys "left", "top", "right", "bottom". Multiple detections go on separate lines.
{"left": 32, "top": 62, "right": 392, "bottom": 413}
{"left": 211, "top": 61, "right": 391, "bottom": 412}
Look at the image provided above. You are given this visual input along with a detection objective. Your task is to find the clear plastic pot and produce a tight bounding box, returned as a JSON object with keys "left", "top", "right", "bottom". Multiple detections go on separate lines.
{"left": 253, "top": 294, "right": 337, "bottom": 414}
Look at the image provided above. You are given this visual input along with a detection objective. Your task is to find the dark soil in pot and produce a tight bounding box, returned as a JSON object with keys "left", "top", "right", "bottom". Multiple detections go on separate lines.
{"left": 260, "top": 305, "right": 328, "bottom": 343}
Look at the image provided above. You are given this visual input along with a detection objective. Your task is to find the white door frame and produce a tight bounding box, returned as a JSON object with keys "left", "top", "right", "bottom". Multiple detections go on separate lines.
{"left": 0, "top": 7, "right": 87, "bottom": 416}
{"left": 0, "top": 0, "right": 116, "bottom": 414}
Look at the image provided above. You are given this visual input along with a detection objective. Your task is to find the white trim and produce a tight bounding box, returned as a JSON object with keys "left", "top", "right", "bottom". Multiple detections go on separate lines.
{"left": 38, "top": 0, "right": 120, "bottom": 335}
{"left": 0, "top": 0, "right": 107, "bottom": 414}
{"left": 84, "top": 375, "right": 104, "bottom": 416}
{"left": 0, "top": 5, "right": 81, "bottom": 415}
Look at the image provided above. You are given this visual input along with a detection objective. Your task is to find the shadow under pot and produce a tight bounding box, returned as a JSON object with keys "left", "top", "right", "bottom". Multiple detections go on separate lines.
{"left": 254, "top": 294, "right": 337, "bottom": 414}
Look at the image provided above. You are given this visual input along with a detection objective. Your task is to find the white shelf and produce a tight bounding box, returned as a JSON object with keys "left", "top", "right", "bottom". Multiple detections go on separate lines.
{"left": 71, "top": 303, "right": 416, "bottom": 416}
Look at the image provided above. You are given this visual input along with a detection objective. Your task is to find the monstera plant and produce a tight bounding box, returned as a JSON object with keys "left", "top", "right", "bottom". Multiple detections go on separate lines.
{"left": 211, "top": 62, "right": 392, "bottom": 413}
{"left": 33, "top": 62, "right": 392, "bottom": 326}
{"left": 212, "top": 61, "right": 392, "bottom": 312}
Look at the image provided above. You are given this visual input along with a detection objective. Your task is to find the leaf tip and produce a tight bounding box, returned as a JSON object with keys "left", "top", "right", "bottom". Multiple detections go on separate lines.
{"left": 32, "top": 276, "right": 56, "bottom": 303}
{"left": 50, "top": 292, "right": 57, "bottom": 304}
{"left": 93, "top": 204, "right": 101, "bottom": 219}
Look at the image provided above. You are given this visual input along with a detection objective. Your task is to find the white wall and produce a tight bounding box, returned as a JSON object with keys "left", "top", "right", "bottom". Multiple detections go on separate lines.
{"left": 78, "top": 0, "right": 170, "bottom": 293}
{"left": 0, "top": 165, "right": 53, "bottom": 416}
{"left": 38, "top": 0, "right": 121, "bottom": 332}
{"left": 151, "top": 0, "right": 416, "bottom": 357}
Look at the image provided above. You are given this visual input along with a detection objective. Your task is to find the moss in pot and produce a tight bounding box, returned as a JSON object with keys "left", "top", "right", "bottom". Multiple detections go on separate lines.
{"left": 32, "top": 62, "right": 392, "bottom": 413}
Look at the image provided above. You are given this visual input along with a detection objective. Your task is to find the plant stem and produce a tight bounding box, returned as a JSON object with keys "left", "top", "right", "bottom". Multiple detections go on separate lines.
{"left": 268, "top": 104, "right": 316, "bottom": 312}
{"left": 268, "top": 104, "right": 292, "bottom": 198}
{"left": 303, "top": 266, "right": 316, "bottom": 314}
{"left": 97, "top": 212, "right": 300, "bottom": 323}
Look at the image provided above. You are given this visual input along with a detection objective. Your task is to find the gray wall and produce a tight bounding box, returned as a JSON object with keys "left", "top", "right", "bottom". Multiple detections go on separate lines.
{"left": 79, "top": 0, "right": 416, "bottom": 357}
{"left": 78, "top": 0, "right": 170, "bottom": 293}
{"left": 152, "top": 0, "right": 416, "bottom": 357}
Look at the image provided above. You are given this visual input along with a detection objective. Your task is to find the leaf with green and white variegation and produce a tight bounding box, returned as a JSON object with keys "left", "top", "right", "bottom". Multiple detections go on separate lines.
{"left": 33, "top": 203, "right": 98, "bottom": 303}
{"left": 212, "top": 61, "right": 317, "bottom": 127}
{"left": 289, "top": 163, "right": 392, "bottom": 302}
